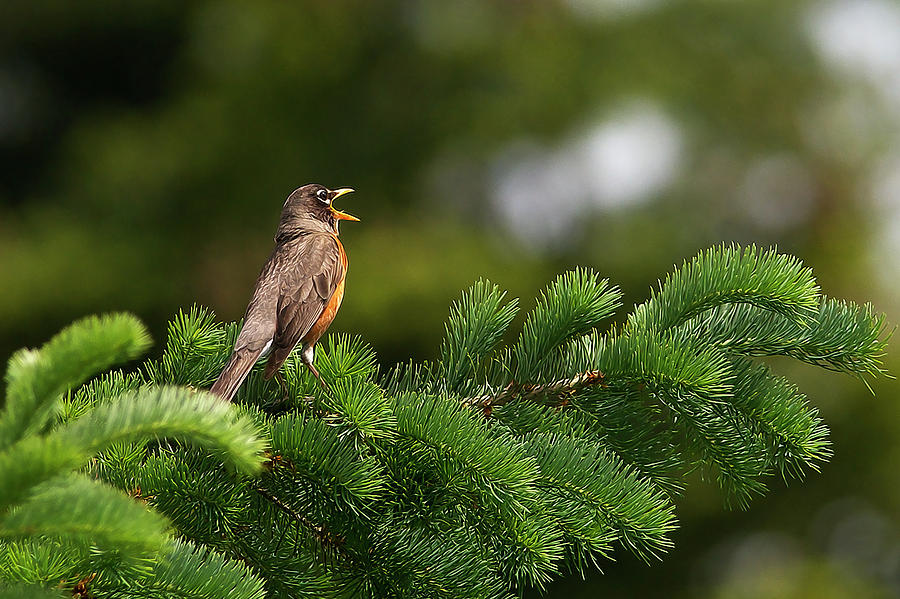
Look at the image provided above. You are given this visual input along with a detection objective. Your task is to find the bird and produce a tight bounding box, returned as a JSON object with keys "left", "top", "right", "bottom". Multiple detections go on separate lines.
{"left": 210, "top": 184, "right": 358, "bottom": 402}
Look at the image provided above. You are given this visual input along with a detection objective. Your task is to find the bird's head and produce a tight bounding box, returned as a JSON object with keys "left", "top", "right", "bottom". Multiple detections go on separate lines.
{"left": 278, "top": 184, "right": 359, "bottom": 237}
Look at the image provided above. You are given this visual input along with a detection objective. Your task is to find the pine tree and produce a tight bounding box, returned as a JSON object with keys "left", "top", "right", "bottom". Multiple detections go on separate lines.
{"left": 0, "top": 245, "right": 889, "bottom": 598}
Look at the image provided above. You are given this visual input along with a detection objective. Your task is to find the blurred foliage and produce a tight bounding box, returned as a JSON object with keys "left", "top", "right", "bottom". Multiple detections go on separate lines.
{"left": 1, "top": 0, "right": 898, "bottom": 597}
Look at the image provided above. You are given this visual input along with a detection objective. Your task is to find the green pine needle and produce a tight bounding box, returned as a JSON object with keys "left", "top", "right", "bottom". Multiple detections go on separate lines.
{"left": 0, "top": 582, "right": 66, "bottom": 599}
{"left": 628, "top": 244, "right": 820, "bottom": 334}
{"left": 441, "top": 280, "right": 520, "bottom": 392}
{"left": 145, "top": 305, "right": 231, "bottom": 387}
{"left": 137, "top": 539, "right": 267, "bottom": 599}
{"left": 269, "top": 413, "right": 387, "bottom": 513}
{"left": 0, "top": 313, "right": 151, "bottom": 449}
{"left": 0, "top": 539, "right": 86, "bottom": 587}
{"left": 681, "top": 298, "right": 889, "bottom": 376}
{"left": 394, "top": 395, "right": 539, "bottom": 508}
{"left": 1, "top": 476, "right": 169, "bottom": 556}
{"left": 58, "top": 386, "right": 267, "bottom": 476}
{"left": 516, "top": 268, "right": 622, "bottom": 381}
{"left": 522, "top": 432, "right": 677, "bottom": 563}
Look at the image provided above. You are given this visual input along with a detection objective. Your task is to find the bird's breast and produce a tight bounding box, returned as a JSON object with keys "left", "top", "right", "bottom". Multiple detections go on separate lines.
{"left": 302, "top": 277, "right": 345, "bottom": 346}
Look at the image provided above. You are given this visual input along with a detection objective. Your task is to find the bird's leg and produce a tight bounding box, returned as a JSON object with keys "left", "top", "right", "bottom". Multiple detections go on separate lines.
{"left": 306, "top": 362, "right": 331, "bottom": 392}
{"left": 301, "top": 343, "right": 332, "bottom": 395}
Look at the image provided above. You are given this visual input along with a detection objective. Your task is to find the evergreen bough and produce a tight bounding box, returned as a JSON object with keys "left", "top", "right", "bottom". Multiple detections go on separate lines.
{"left": 0, "top": 245, "right": 888, "bottom": 598}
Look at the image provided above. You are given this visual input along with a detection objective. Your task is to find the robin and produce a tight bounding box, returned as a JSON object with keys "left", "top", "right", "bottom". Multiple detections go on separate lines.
{"left": 210, "top": 184, "right": 358, "bottom": 402}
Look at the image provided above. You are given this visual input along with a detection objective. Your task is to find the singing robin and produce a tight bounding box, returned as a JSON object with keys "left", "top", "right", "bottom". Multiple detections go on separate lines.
{"left": 210, "top": 184, "right": 358, "bottom": 402}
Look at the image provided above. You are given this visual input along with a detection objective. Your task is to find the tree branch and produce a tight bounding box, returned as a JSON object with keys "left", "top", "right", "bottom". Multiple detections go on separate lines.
{"left": 255, "top": 486, "right": 346, "bottom": 552}
{"left": 461, "top": 370, "right": 605, "bottom": 413}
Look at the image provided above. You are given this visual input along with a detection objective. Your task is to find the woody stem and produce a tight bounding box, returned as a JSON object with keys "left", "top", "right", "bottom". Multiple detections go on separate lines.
{"left": 461, "top": 370, "right": 605, "bottom": 410}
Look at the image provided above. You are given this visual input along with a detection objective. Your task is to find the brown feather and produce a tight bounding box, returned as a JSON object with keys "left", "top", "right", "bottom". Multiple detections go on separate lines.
{"left": 210, "top": 347, "right": 266, "bottom": 402}
{"left": 262, "top": 233, "right": 345, "bottom": 378}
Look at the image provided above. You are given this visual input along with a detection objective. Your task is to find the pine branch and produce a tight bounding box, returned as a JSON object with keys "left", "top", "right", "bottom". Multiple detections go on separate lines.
{"left": 515, "top": 269, "right": 622, "bottom": 381}
{"left": 0, "top": 582, "right": 65, "bottom": 599}
{"left": 566, "top": 330, "right": 733, "bottom": 404}
{"left": 627, "top": 244, "right": 819, "bottom": 334}
{"left": 725, "top": 358, "right": 831, "bottom": 479}
{"left": 358, "top": 521, "right": 511, "bottom": 599}
{"left": 267, "top": 413, "right": 386, "bottom": 515}
{"left": 231, "top": 525, "right": 331, "bottom": 598}
{"left": 680, "top": 299, "right": 889, "bottom": 375}
{"left": 135, "top": 539, "right": 267, "bottom": 599}
{"left": 441, "top": 280, "right": 519, "bottom": 393}
{"left": 522, "top": 432, "right": 677, "bottom": 564}
{"left": 393, "top": 395, "right": 540, "bottom": 510}
{"left": 0, "top": 313, "right": 150, "bottom": 450}
{"left": 254, "top": 487, "right": 347, "bottom": 555}
{"left": 316, "top": 334, "right": 379, "bottom": 382}
{"left": 0, "top": 539, "right": 87, "bottom": 588}
{"left": 59, "top": 370, "right": 142, "bottom": 425}
{"left": 144, "top": 306, "right": 231, "bottom": 388}
{"left": 563, "top": 391, "right": 685, "bottom": 495}
{"left": 0, "top": 475, "right": 168, "bottom": 556}
{"left": 135, "top": 450, "right": 253, "bottom": 549}
{"left": 58, "top": 387, "right": 266, "bottom": 475}
{"left": 462, "top": 371, "right": 606, "bottom": 411}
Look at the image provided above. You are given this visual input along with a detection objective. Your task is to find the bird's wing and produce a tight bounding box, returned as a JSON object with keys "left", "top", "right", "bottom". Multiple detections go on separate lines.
{"left": 211, "top": 246, "right": 282, "bottom": 401}
{"left": 210, "top": 346, "right": 266, "bottom": 402}
{"left": 264, "top": 233, "right": 344, "bottom": 377}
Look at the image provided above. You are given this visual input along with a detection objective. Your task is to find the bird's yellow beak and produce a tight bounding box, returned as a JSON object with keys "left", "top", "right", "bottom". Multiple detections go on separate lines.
{"left": 329, "top": 188, "right": 359, "bottom": 221}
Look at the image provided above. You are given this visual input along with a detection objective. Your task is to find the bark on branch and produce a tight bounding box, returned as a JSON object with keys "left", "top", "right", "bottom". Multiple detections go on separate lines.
{"left": 461, "top": 370, "right": 605, "bottom": 413}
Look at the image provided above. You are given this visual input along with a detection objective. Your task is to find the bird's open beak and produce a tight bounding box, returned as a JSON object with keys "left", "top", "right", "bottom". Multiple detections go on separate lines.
{"left": 329, "top": 188, "right": 359, "bottom": 221}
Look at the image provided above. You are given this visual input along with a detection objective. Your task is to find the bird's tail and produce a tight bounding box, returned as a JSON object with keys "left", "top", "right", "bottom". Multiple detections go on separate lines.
{"left": 210, "top": 348, "right": 263, "bottom": 402}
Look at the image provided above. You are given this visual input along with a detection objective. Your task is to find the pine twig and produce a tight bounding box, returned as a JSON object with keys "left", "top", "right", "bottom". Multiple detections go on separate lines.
{"left": 462, "top": 370, "right": 605, "bottom": 412}
{"left": 255, "top": 487, "right": 346, "bottom": 552}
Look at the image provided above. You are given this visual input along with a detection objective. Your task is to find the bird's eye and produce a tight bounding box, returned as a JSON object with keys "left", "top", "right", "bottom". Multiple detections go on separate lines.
{"left": 316, "top": 189, "right": 329, "bottom": 203}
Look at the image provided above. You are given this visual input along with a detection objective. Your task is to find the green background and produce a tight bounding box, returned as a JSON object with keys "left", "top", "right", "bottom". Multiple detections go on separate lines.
{"left": 1, "top": 1, "right": 898, "bottom": 596}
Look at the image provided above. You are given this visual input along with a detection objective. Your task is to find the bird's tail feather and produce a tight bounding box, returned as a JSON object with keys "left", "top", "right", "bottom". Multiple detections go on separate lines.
{"left": 210, "top": 349, "right": 262, "bottom": 402}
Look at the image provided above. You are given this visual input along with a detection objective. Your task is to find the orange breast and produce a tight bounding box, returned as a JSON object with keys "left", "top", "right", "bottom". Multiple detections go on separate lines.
{"left": 302, "top": 237, "right": 347, "bottom": 346}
